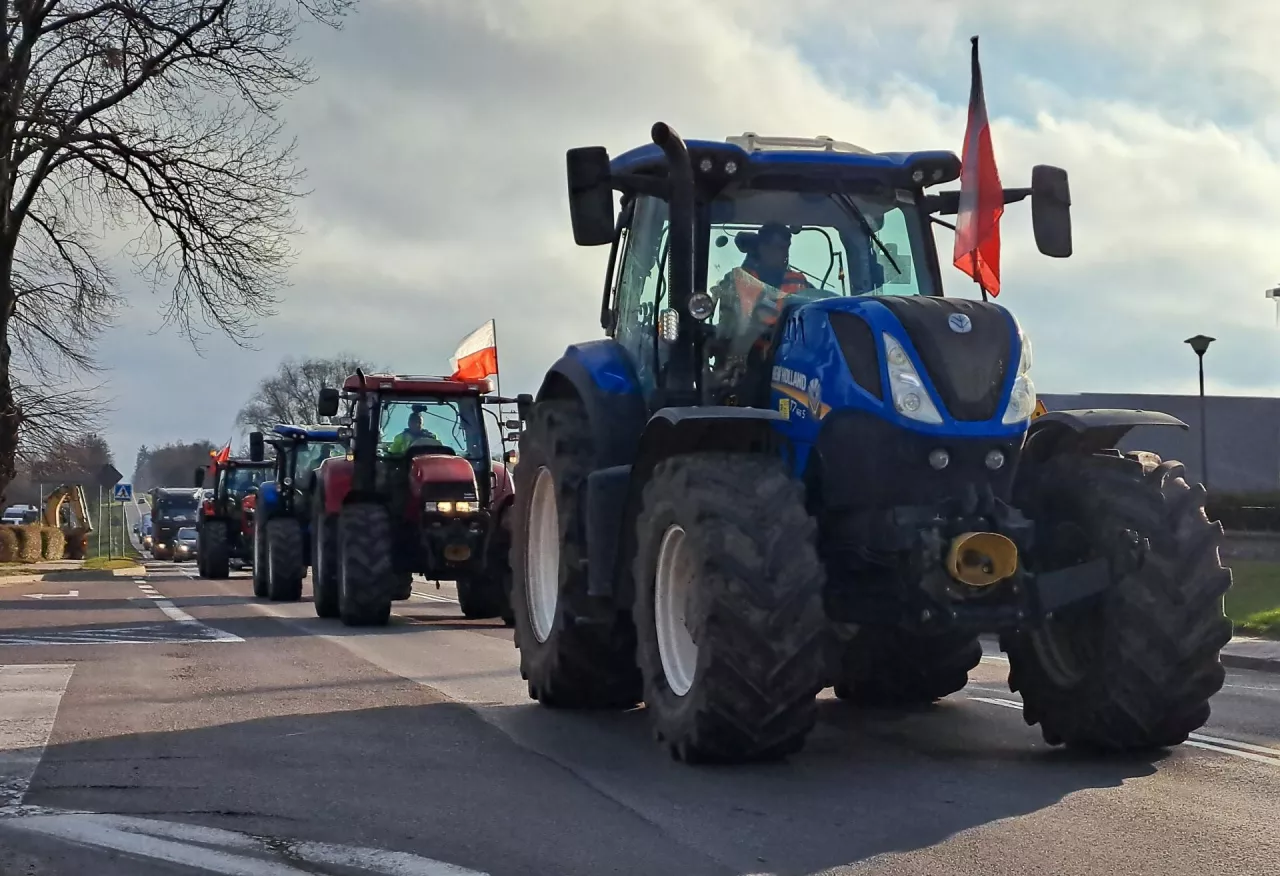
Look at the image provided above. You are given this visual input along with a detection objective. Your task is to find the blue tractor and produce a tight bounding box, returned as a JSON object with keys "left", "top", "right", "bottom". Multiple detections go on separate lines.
{"left": 248, "top": 425, "right": 349, "bottom": 602}
{"left": 508, "top": 124, "right": 1233, "bottom": 764}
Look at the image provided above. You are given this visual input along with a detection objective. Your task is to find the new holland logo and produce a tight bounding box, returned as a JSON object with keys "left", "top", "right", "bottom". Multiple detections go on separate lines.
{"left": 948, "top": 313, "right": 973, "bottom": 334}
{"left": 771, "top": 365, "right": 808, "bottom": 391}
{"left": 806, "top": 377, "right": 822, "bottom": 414}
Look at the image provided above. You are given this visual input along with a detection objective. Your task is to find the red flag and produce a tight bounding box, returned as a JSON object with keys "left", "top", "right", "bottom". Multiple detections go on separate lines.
{"left": 213, "top": 442, "right": 231, "bottom": 466}
{"left": 953, "top": 35, "right": 1003, "bottom": 296}
{"left": 449, "top": 320, "right": 499, "bottom": 382}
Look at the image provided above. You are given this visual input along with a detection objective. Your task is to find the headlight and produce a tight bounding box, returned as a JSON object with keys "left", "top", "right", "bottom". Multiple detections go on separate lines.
{"left": 882, "top": 334, "right": 943, "bottom": 425}
{"left": 425, "top": 500, "right": 474, "bottom": 514}
{"left": 1002, "top": 328, "right": 1036, "bottom": 424}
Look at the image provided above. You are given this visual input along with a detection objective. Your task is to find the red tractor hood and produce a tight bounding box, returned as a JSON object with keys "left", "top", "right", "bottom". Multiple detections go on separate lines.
{"left": 411, "top": 454, "right": 478, "bottom": 496}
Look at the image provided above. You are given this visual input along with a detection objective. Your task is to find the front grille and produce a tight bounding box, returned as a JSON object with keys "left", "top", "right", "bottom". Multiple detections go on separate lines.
{"left": 876, "top": 297, "right": 1012, "bottom": 421}
{"left": 812, "top": 409, "right": 1020, "bottom": 512}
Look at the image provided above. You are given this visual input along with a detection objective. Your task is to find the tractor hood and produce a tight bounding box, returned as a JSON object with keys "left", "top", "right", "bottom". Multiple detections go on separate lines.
{"left": 410, "top": 454, "right": 479, "bottom": 503}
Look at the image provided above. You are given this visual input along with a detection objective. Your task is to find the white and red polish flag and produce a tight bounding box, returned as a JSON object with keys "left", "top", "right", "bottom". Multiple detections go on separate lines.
{"left": 953, "top": 35, "right": 1004, "bottom": 296}
{"left": 449, "top": 319, "right": 499, "bottom": 381}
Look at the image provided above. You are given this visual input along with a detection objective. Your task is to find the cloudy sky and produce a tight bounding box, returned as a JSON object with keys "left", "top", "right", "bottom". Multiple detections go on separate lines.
{"left": 93, "top": 0, "right": 1280, "bottom": 471}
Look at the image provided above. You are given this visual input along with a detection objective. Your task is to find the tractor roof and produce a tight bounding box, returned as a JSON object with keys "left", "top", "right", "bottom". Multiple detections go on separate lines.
{"left": 341, "top": 373, "right": 494, "bottom": 396}
{"left": 271, "top": 424, "right": 343, "bottom": 442}
{"left": 610, "top": 133, "right": 961, "bottom": 189}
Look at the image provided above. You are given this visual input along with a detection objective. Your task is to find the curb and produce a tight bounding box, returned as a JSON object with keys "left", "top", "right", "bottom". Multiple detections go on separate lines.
{"left": 1221, "top": 653, "right": 1280, "bottom": 674}
{"left": 40, "top": 565, "right": 148, "bottom": 581}
{"left": 0, "top": 573, "right": 47, "bottom": 586}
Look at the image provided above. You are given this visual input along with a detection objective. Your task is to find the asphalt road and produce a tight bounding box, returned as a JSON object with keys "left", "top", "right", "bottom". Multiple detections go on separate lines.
{"left": 1, "top": 562, "right": 1277, "bottom": 876}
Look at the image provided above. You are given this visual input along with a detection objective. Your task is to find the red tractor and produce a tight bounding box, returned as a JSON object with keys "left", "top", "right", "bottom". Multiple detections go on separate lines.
{"left": 313, "top": 372, "right": 525, "bottom": 627}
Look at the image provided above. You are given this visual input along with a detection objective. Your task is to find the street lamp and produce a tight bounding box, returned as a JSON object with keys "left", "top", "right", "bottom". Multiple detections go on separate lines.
{"left": 1184, "top": 334, "right": 1215, "bottom": 488}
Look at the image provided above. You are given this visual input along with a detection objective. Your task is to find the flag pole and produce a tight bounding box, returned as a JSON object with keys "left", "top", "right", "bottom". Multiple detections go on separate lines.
{"left": 490, "top": 318, "right": 502, "bottom": 398}
{"left": 972, "top": 251, "right": 987, "bottom": 302}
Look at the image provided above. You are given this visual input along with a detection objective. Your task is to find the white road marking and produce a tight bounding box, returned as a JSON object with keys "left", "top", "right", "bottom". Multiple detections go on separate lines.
{"left": 411, "top": 590, "right": 458, "bottom": 604}
{"left": 22, "top": 591, "right": 80, "bottom": 600}
{"left": 967, "top": 694, "right": 1280, "bottom": 766}
{"left": 135, "top": 581, "right": 243, "bottom": 643}
{"left": 0, "top": 664, "right": 74, "bottom": 814}
{"left": 4, "top": 811, "right": 488, "bottom": 875}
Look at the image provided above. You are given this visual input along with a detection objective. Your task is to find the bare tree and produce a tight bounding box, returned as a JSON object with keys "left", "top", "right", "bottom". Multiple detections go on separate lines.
{"left": 236, "top": 354, "right": 377, "bottom": 430}
{"left": 0, "top": 0, "right": 350, "bottom": 499}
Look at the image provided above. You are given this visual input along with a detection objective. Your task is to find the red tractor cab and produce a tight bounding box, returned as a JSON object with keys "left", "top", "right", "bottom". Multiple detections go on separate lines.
{"left": 312, "top": 371, "right": 526, "bottom": 627}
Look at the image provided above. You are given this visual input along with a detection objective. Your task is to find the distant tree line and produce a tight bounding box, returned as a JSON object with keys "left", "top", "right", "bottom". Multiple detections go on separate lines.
{"left": 133, "top": 442, "right": 219, "bottom": 493}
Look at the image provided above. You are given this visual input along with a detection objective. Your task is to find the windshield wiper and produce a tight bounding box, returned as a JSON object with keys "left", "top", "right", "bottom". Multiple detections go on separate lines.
{"left": 830, "top": 193, "right": 901, "bottom": 276}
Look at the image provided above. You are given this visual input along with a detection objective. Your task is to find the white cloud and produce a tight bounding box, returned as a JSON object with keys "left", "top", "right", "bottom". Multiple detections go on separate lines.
{"left": 97, "top": 0, "right": 1280, "bottom": 466}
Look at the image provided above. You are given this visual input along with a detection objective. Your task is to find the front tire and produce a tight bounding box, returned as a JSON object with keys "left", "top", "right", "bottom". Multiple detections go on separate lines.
{"left": 338, "top": 503, "right": 394, "bottom": 627}
{"left": 252, "top": 513, "right": 270, "bottom": 598}
{"left": 311, "top": 495, "right": 339, "bottom": 619}
{"left": 509, "top": 400, "right": 641, "bottom": 708}
{"left": 1004, "top": 451, "right": 1233, "bottom": 750}
{"left": 267, "top": 518, "right": 304, "bottom": 602}
{"left": 201, "top": 521, "right": 230, "bottom": 580}
{"left": 632, "top": 453, "right": 829, "bottom": 763}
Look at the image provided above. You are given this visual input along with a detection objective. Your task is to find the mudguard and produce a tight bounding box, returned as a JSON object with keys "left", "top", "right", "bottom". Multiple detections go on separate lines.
{"left": 585, "top": 406, "right": 788, "bottom": 603}
{"left": 490, "top": 460, "right": 515, "bottom": 513}
{"left": 537, "top": 339, "right": 648, "bottom": 468}
{"left": 1022, "top": 408, "right": 1188, "bottom": 463}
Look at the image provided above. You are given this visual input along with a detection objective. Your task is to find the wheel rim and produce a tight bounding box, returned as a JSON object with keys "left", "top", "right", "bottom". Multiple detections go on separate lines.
{"left": 655, "top": 524, "right": 698, "bottom": 697}
{"left": 526, "top": 466, "right": 559, "bottom": 644}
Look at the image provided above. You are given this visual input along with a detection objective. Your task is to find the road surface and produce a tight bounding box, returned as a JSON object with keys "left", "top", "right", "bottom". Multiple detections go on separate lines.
{"left": 1, "top": 561, "right": 1277, "bottom": 875}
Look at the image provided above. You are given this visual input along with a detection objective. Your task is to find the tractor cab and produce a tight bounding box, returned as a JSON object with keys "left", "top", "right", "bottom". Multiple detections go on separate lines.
{"left": 565, "top": 130, "right": 1072, "bottom": 411}
{"left": 193, "top": 454, "right": 272, "bottom": 576}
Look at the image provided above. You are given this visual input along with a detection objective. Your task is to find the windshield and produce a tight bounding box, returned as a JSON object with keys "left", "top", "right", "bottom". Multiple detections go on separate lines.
{"left": 224, "top": 466, "right": 268, "bottom": 495}
{"left": 706, "top": 186, "right": 933, "bottom": 300}
{"left": 177, "top": 528, "right": 197, "bottom": 540}
{"left": 155, "top": 493, "right": 198, "bottom": 515}
{"left": 294, "top": 441, "right": 346, "bottom": 475}
{"left": 377, "top": 396, "right": 485, "bottom": 460}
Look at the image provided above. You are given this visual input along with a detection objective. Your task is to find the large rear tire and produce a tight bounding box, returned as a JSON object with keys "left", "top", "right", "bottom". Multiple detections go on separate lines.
{"left": 338, "top": 502, "right": 394, "bottom": 627}
{"left": 833, "top": 630, "right": 981, "bottom": 706}
{"left": 1003, "top": 451, "right": 1233, "bottom": 750}
{"left": 509, "top": 400, "right": 641, "bottom": 709}
{"left": 632, "top": 453, "right": 829, "bottom": 763}
{"left": 267, "top": 518, "right": 304, "bottom": 602}
{"left": 201, "top": 521, "right": 230, "bottom": 580}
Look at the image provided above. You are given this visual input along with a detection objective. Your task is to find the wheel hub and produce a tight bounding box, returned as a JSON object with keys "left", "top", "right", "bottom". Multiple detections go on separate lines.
{"left": 655, "top": 524, "right": 698, "bottom": 697}
{"left": 526, "top": 467, "right": 559, "bottom": 644}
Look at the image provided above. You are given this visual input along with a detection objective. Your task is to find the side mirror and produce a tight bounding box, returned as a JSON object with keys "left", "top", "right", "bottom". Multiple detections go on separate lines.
{"left": 317, "top": 387, "right": 341, "bottom": 418}
{"left": 1030, "top": 165, "right": 1072, "bottom": 258}
{"left": 505, "top": 431, "right": 520, "bottom": 443}
{"left": 248, "top": 431, "right": 265, "bottom": 462}
{"left": 515, "top": 393, "right": 533, "bottom": 423}
{"left": 504, "top": 420, "right": 521, "bottom": 430}
{"left": 567, "top": 146, "right": 615, "bottom": 246}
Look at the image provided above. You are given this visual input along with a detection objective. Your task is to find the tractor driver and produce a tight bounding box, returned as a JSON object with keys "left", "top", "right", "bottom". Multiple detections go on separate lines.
{"left": 388, "top": 411, "right": 443, "bottom": 456}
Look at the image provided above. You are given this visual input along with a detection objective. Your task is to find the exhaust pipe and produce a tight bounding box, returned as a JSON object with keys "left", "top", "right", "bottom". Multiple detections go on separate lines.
{"left": 945, "top": 532, "right": 1019, "bottom": 588}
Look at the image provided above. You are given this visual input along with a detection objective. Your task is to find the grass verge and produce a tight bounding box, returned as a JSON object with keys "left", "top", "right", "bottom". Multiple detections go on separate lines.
{"left": 81, "top": 556, "right": 141, "bottom": 571}
{"left": 1226, "top": 560, "right": 1280, "bottom": 639}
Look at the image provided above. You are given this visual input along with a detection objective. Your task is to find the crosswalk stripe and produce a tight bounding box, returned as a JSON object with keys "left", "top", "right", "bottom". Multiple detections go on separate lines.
{"left": 0, "top": 664, "right": 74, "bottom": 813}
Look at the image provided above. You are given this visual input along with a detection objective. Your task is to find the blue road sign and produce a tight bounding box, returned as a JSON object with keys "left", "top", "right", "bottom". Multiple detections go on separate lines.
{"left": 112, "top": 483, "right": 133, "bottom": 502}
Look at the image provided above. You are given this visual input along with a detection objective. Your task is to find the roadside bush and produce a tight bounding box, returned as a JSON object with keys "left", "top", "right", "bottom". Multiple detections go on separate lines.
{"left": 14, "top": 525, "right": 44, "bottom": 562}
{"left": 41, "top": 526, "right": 66, "bottom": 560}
{"left": 0, "top": 527, "right": 19, "bottom": 562}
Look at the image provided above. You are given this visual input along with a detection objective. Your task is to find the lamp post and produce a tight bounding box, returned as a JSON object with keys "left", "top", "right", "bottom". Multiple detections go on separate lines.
{"left": 1184, "top": 334, "right": 1215, "bottom": 488}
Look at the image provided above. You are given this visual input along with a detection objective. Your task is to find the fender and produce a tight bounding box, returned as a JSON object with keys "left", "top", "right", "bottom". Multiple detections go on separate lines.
{"left": 258, "top": 481, "right": 280, "bottom": 511}
{"left": 537, "top": 339, "right": 648, "bottom": 468}
{"left": 585, "top": 406, "right": 789, "bottom": 603}
{"left": 1022, "top": 408, "right": 1188, "bottom": 464}
{"left": 318, "top": 457, "right": 355, "bottom": 515}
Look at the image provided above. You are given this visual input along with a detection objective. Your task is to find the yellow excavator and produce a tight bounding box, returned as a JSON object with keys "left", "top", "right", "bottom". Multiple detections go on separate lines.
{"left": 42, "top": 485, "right": 94, "bottom": 559}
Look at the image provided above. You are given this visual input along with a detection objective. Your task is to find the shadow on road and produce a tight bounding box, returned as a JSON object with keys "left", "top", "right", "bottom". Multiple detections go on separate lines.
{"left": 8, "top": 684, "right": 1165, "bottom": 876}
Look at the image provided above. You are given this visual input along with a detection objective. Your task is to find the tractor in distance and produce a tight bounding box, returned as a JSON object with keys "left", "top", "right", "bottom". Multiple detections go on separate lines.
{"left": 247, "top": 425, "right": 350, "bottom": 602}
{"left": 312, "top": 372, "right": 527, "bottom": 627}
{"left": 193, "top": 447, "right": 272, "bottom": 578}
{"left": 507, "top": 123, "right": 1233, "bottom": 765}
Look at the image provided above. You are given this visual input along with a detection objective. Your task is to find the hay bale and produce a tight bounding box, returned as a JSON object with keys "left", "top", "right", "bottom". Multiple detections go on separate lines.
{"left": 0, "top": 527, "right": 19, "bottom": 562}
{"left": 14, "top": 525, "right": 43, "bottom": 563}
{"left": 41, "top": 526, "right": 66, "bottom": 561}
{"left": 63, "top": 527, "right": 89, "bottom": 560}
